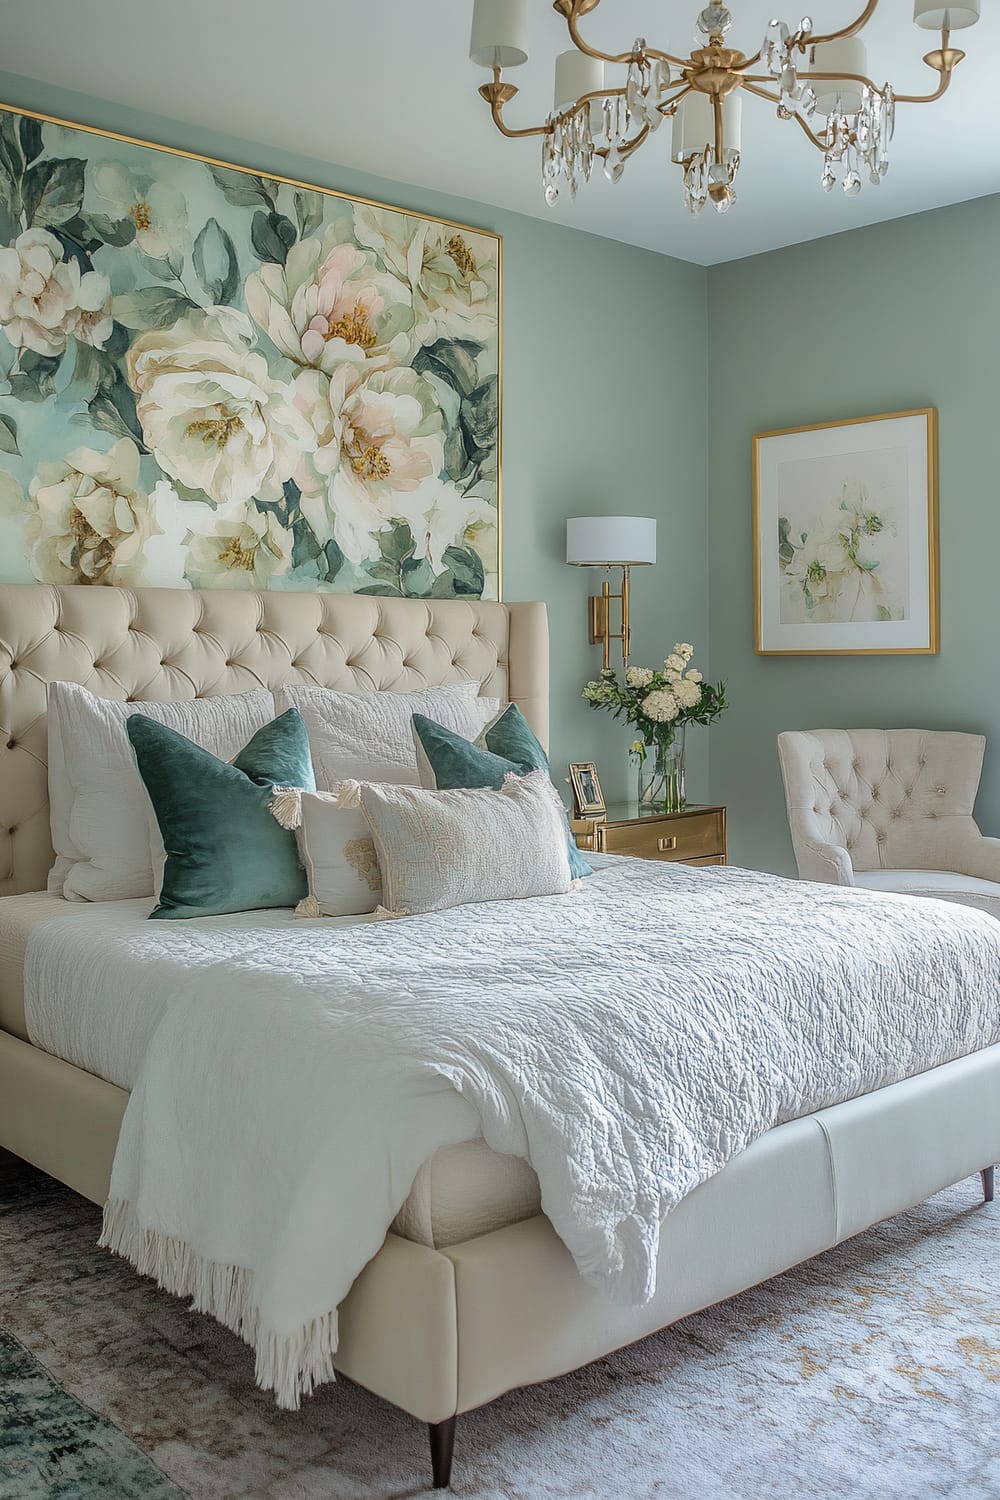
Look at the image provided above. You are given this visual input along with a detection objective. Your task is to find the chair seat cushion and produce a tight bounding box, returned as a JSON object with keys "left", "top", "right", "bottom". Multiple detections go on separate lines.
{"left": 853, "top": 868, "right": 1000, "bottom": 919}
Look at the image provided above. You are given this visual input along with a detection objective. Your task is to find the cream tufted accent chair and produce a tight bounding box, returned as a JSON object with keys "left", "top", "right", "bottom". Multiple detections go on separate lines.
{"left": 777, "top": 729, "right": 1000, "bottom": 918}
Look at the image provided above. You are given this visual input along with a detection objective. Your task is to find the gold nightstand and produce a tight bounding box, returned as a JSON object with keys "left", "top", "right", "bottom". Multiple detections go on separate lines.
{"left": 571, "top": 803, "right": 727, "bottom": 867}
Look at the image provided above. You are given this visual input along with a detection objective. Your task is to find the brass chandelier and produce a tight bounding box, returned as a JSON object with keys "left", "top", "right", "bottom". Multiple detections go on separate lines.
{"left": 469, "top": 0, "right": 980, "bottom": 215}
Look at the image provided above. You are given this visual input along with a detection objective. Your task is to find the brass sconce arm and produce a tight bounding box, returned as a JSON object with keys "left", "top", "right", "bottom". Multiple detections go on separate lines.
{"left": 589, "top": 567, "right": 633, "bottom": 671}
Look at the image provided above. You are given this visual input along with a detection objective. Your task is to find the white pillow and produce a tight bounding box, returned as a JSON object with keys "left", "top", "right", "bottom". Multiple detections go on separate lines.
{"left": 274, "top": 682, "right": 500, "bottom": 789}
{"left": 269, "top": 785, "right": 382, "bottom": 918}
{"left": 47, "top": 682, "right": 275, "bottom": 901}
{"left": 358, "top": 771, "right": 573, "bottom": 917}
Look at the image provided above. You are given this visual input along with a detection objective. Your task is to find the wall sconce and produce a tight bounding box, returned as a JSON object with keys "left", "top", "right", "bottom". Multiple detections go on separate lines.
{"left": 566, "top": 516, "right": 657, "bottom": 670}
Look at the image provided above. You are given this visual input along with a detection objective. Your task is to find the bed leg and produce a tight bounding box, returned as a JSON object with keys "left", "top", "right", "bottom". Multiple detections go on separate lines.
{"left": 982, "top": 1167, "right": 995, "bottom": 1204}
{"left": 428, "top": 1416, "right": 456, "bottom": 1489}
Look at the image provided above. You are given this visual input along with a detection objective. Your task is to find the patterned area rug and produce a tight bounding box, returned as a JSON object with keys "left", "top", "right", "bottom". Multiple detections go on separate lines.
{"left": 1, "top": 1158, "right": 998, "bottom": 1500}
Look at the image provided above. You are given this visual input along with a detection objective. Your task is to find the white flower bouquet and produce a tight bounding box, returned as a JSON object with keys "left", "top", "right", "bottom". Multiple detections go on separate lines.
{"left": 583, "top": 643, "right": 727, "bottom": 810}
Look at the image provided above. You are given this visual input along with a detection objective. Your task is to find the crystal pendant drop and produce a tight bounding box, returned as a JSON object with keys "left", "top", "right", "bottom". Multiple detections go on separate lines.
{"left": 603, "top": 97, "right": 627, "bottom": 184}
{"left": 697, "top": 3, "right": 733, "bottom": 36}
{"left": 820, "top": 160, "right": 836, "bottom": 191}
{"left": 843, "top": 166, "right": 861, "bottom": 196}
{"left": 626, "top": 40, "right": 650, "bottom": 125}
{"left": 648, "top": 58, "right": 671, "bottom": 132}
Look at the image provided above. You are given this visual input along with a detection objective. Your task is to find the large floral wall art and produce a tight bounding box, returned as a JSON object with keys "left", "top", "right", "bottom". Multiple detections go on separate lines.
{"left": 0, "top": 106, "right": 500, "bottom": 598}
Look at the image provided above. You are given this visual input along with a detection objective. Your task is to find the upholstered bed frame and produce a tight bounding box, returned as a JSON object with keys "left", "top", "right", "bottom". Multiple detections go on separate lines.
{"left": 0, "top": 582, "right": 997, "bottom": 1491}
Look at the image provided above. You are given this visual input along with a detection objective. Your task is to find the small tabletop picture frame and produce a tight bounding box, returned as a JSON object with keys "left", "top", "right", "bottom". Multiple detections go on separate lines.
{"left": 569, "top": 761, "right": 606, "bottom": 818}
{"left": 753, "top": 407, "right": 939, "bottom": 655}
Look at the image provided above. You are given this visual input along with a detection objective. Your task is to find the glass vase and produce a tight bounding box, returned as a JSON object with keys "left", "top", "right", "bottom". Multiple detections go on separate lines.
{"left": 636, "top": 727, "right": 686, "bottom": 813}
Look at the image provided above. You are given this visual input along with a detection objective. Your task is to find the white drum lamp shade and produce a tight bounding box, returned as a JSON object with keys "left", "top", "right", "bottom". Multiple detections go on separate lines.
{"left": 671, "top": 91, "right": 742, "bottom": 162}
{"left": 809, "top": 39, "right": 869, "bottom": 113}
{"left": 566, "top": 516, "right": 656, "bottom": 567}
{"left": 554, "top": 49, "right": 605, "bottom": 111}
{"left": 470, "top": 0, "right": 529, "bottom": 68}
{"left": 913, "top": 0, "right": 980, "bottom": 26}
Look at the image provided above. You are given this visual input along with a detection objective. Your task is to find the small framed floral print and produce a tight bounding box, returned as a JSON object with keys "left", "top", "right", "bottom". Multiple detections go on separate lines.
{"left": 753, "top": 408, "right": 939, "bottom": 655}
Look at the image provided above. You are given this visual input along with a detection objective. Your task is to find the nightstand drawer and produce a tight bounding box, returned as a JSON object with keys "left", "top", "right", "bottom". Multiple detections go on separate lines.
{"left": 601, "top": 809, "right": 725, "bottom": 863}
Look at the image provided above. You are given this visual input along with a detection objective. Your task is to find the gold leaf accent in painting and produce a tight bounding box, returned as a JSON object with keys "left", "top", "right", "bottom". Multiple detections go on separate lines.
{"left": 130, "top": 200, "right": 153, "bottom": 231}
{"left": 349, "top": 442, "right": 392, "bottom": 482}
{"left": 216, "top": 537, "right": 258, "bottom": 571}
{"left": 186, "top": 414, "right": 245, "bottom": 448}
{"left": 344, "top": 837, "right": 381, "bottom": 892}
{"left": 68, "top": 509, "right": 115, "bottom": 582}
{"left": 446, "top": 234, "right": 477, "bottom": 278}
{"left": 326, "top": 302, "right": 377, "bottom": 349}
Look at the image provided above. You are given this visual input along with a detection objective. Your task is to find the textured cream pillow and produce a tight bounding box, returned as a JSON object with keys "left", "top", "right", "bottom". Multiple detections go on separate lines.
{"left": 48, "top": 682, "right": 276, "bottom": 901}
{"left": 358, "top": 771, "right": 573, "bottom": 917}
{"left": 270, "top": 785, "right": 383, "bottom": 918}
{"left": 274, "top": 682, "right": 500, "bottom": 789}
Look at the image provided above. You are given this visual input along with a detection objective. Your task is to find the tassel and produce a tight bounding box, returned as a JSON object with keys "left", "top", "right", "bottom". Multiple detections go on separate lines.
{"left": 370, "top": 905, "right": 410, "bottom": 922}
{"left": 293, "top": 894, "right": 325, "bottom": 919}
{"left": 333, "top": 780, "right": 363, "bottom": 810}
{"left": 270, "top": 786, "right": 303, "bottom": 830}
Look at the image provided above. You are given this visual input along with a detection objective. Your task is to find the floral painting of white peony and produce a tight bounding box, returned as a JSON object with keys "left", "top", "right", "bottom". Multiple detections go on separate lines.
{"left": 0, "top": 107, "right": 500, "bottom": 599}
{"left": 754, "top": 410, "right": 938, "bottom": 655}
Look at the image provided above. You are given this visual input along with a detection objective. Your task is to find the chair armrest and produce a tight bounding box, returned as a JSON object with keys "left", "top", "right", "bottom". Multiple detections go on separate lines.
{"left": 794, "top": 838, "right": 855, "bottom": 886}
{"left": 954, "top": 835, "right": 1000, "bottom": 884}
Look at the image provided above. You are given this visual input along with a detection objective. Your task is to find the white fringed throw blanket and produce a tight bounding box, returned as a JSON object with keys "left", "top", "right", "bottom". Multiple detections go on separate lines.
{"left": 27, "top": 858, "right": 1000, "bottom": 1408}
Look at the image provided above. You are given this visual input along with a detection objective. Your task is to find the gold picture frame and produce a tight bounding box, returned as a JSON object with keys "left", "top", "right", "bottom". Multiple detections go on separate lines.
{"left": 0, "top": 100, "right": 502, "bottom": 599}
{"left": 753, "top": 407, "right": 939, "bottom": 656}
{"left": 568, "top": 761, "right": 606, "bottom": 818}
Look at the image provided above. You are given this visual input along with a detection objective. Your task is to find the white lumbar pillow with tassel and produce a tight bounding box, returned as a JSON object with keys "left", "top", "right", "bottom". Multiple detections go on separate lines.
{"left": 270, "top": 783, "right": 383, "bottom": 918}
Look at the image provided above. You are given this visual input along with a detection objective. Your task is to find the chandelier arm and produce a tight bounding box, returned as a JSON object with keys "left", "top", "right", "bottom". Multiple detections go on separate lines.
{"left": 595, "top": 122, "right": 652, "bottom": 162}
{"left": 486, "top": 98, "right": 553, "bottom": 139}
{"left": 564, "top": 7, "right": 689, "bottom": 69}
{"left": 564, "top": 7, "right": 640, "bottom": 64}
{"left": 807, "top": 0, "right": 879, "bottom": 49}
{"left": 798, "top": 69, "right": 881, "bottom": 91}
{"left": 642, "top": 47, "right": 699, "bottom": 67}
{"left": 894, "top": 68, "right": 956, "bottom": 104}
{"left": 741, "top": 82, "right": 831, "bottom": 151}
{"left": 657, "top": 83, "right": 694, "bottom": 117}
{"left": 895, "top": 34, "right": 961, "bottom": 102}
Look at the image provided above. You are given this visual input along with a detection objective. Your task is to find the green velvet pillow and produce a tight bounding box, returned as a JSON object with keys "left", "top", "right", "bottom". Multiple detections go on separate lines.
{"left": 127, "top": 708, "right": 315, "bottom": 920}
{"left": 412, "top": 706, "right": 593, "bottom": 879}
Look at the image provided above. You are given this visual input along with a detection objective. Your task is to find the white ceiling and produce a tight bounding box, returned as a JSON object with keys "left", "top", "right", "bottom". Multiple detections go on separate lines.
{"left": 3, "top": 0, "right": 998, "bottom": 265}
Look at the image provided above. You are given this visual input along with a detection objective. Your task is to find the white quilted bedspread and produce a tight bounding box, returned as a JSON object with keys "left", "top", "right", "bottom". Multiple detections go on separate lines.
{"left": 24, "top": 856, "right": 1000, "bottom": 1408}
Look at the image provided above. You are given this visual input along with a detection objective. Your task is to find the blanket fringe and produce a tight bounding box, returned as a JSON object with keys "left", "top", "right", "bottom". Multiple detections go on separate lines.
{"left": 99, "top": 1197, "right": 338, "bottom": 1410}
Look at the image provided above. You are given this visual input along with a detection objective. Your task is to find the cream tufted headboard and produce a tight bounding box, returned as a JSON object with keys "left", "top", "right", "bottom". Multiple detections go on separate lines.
{"left": 0, "top": 585, "right": 549, "bottom": 898}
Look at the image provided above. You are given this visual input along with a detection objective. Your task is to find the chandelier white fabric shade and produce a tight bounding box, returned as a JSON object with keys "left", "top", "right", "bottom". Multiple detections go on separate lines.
{"left": 671, "top": 91, "right": 743, "bottom": 163}
{"left": 913, "top": 0, "right": 980, "bottom": 27}
{"left": 469, "top": 0, "right": 528, "bottom": 69}
{"left": 566, "top": 517, "right": 657, "bottom": 568}
{"left": 554, "top": 50, "right": 605, "bottom": 113}
{"left": 809, "top": 39, "right": 869, "bottom": 113}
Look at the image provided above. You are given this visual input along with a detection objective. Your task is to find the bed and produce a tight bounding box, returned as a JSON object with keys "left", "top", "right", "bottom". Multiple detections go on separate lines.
{"left": 0, "top": 581, "right": 998, "bottom": 1491}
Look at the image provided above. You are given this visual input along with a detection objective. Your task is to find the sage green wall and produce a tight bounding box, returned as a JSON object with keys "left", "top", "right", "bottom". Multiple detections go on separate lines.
{"left": 0, "top": 70, "right": 709, "bottom": 802}
{"left": 707, "top": 194, "right": 1000, "bottom": 872}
